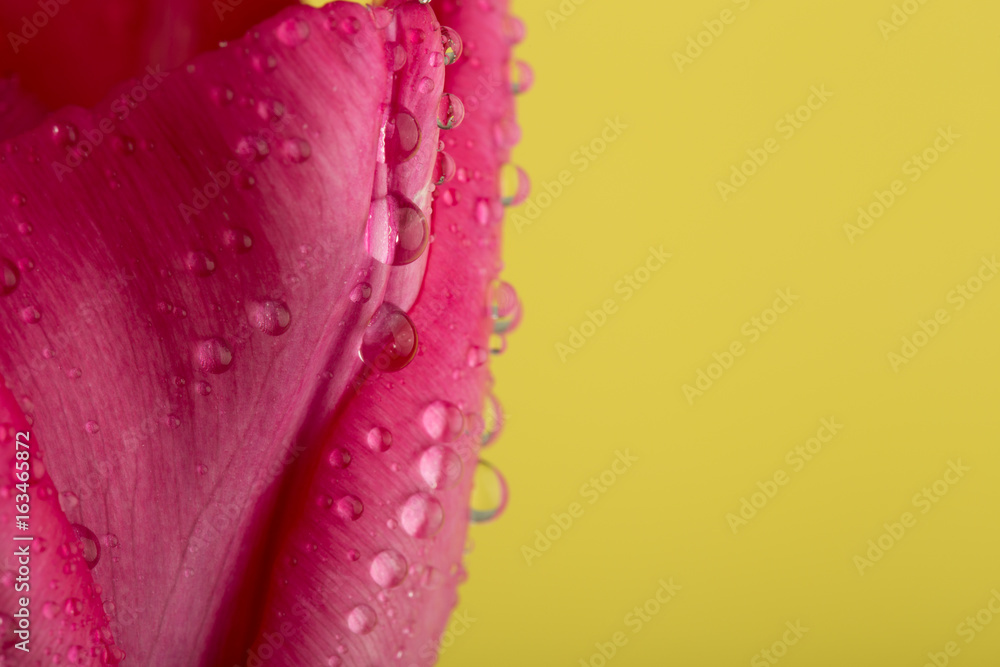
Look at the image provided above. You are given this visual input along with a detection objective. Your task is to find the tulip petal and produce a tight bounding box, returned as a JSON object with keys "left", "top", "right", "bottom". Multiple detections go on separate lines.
{"left": 244, "top": 1, "right": 520, "bottom": 664}
{"left": 0, "top": 2, "right": 445, "bottom": 663}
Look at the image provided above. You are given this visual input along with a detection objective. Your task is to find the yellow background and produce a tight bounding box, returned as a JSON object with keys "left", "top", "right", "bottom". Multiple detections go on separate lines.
{"left": 443, "top": 0, "right": 1000, "bottom": 665}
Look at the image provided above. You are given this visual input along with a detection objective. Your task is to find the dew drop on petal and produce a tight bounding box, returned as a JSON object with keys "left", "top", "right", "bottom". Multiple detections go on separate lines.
{"left": 223, "top": 227, "right": 254, "bottom": 253}
{"left": 481, "top": 394, "right": 504, "bottom": 446}
{"left": 370, "top": 549, "right": 408, "bottom": 588}
{"left": 387, "top": 111, "right": 421, "bottom": 163}
{"left": 197, "top": 338, "right": 233, "bottom": 374}
{"left": 489, "top": 280, "right": 522, "bottom": 334}
{"left": 328, "top": 447, "right": 352, "bottom": 469}
{"left": 369, "top": 5, "right": 393, "bottom": 29}
{"left": 399, "top": 493, "right": 444, "bottom": 538}
{"left": 71, "top": 524, "right": 100, "bottom": 568}
{"left": 20, "top": 306, "right": 40, "bottom": 324}
{"left": 440, "top": 26, "right": 463, "bottom": 65}
{"left": 422, "top": 401, "right": 465, "bottom": 443}
{"left": 390, "top": 195, "right": 429, "bottom": 265}
{"left": 419, "top": 445, "right": 463, "bottom": 490}
{"left": 85, "top": 421, "right": 99, "bottom": 435}
{"left": 500, "top": 163, "right": 531, "bottom": 206}
{"left": 510, "top": 59, "right": 535, "bottom": 94}
{"left": 276, "top": 17, "right": 311, "bottom": 46}
{"left": 196, "top": 381, "right": 212, "bottom": 396}
{"left": 503, "top": 15, "right": 526, "bottom": 44}
{"left": 59, "top": 492, "right": 79, "bottom": 512}
{"left": 335, "top": 495, "right": 364, "bottom": 521}
{"left": 347, "top": 604, "right": 378, "bottom": 635}
{"left": 366, "top": 426, "right": 392, "bottom": 453}
{"left": 185, "top": 250, "right": 217, "bottom": 276}
{"left": 391, "top": 43, "right": 407, "bottom": 71}
{"left": 466, "top": 345, "right": 488, "bottom": 368}
{"left": 470, "top": 460, "right": 509, "bottom": 523}
{"left": 428, "top": 51, "right": 443, "bottom": 67}
{"left": 251, "top": 300, "right": 291, "bottom": 336}
{"left": 281, "top": 137, "right": 312, "bottom": 163}
{"left": 359, "top": 304, "right": 418, "bottom": 373}
{"left": 433, "top": 150, "right": 456, "bottom": 185}
{"left": 436, "top": 93, "right": 465, "bottom": 130}
{"left": 349, "top": 282, "right": 372, "bottom": 304}
{"left": 1, "top": 259, "right": 19, "bottom": 296}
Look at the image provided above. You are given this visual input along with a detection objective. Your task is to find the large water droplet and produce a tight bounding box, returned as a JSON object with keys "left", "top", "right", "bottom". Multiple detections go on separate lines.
{"left": 347, "top": 604, "right": 378, "bottom": 634}
{"left": 1, "top": 259, "right": 19, "bottom": 296}
{"left": 277, "top": 17, "right": 311, "bottom": 46}
{"left": 335, "top": 495, "right": 364, "bottom": 521}
{"left": 388, "top": 111, "right": 421, "bottom": 163}
{"left": 489, "top": 280, "right": 522, "bottom": 334}
{"left": 500, "top": 163, "right": 531, "bottom": 206}
{"left": 510, "top": 60, "right": 534, "bottom": 94}
{"left": 481, "top": 394, "right": 504, "bottom": 446}
{"left": 421, "top": 401, "right": 465, "bottom": 443}
{"left": 370, "top": 549, "right": 408, "bottom": 588}
{"left": 328, "top": 448, "right": 351, "bottom": 469}
{"left": 71, "top": 524, "right": 100, "bottom": 568}
{"left": 251, "top": 300, "right": 291, "bottom": 336}
{"left": 197, "top": 338, "right": 234, "bottom": 374}
{"left": 503, "top": 15, "right": 526, "bottom": 44}
{"left": 436, "top": 93, "right": 465, "bottom": 130}
{"left": 390, "top": 195, "right": 429, "bottom": 265}
{"left": 434, "top": 150, "right": 456, "bottom": 185}
{"left": 359, "top": 303, "right": 418, "bottom": 373}
{"left": 366, "top": 426, "right": 393, "bottom": 453}
{"left": 470, "top": 460, "right": 509, "bottom": 523}
{"left": 419, "top": 445, "right": 463, "bottom": 490}
{"left": 400, "top": 492, "right": 444, "bottom": 538}
{"left": 440, "top": 26, "right": 463, "bottom": 65}
{"left": 350, "top": 282, "right": 372, "bottom": 304}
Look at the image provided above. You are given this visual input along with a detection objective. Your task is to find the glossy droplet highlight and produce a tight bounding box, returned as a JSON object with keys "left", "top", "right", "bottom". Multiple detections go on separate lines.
{"left": 503, "top": 15, "right": 526, "bottom": 44}
{"left": 489, "top": 280, "right": 522, "bottom": 334}
{"left": 335, "top": 495, "right": 364, "bottom": 521}
{"left": 481, "top": 394, "right": 504, "bottom": 446}
{"left": 360, "top": 303, "right": 418, "bottom": 373}
{"left": 366, "top": 426, "right": 392, "bottom": 453}
{"left": 281, "top": 137, "right": 312, "bottom": 163}
{"left": 1, "top": 259, "right": 19, "bottom": 296}
{"left": 388, "top": 111, "right": 421, "bottom": 162}
{"left": 20, "top": 306, "right": 40, "bottom": 324}
{"left": 185, "top": 250, "right": 217, "bottom": 276}
{"left": 391, "top": 195, "right": 429, "bottom": 265}
{"left": 436, "top": 93, "right": 465, "bottom": 130}
{"left": 433, "top": 150, "right": 456, "bottom": 185}
{"left": 422, "top": 401, "right": 465, "bottom": 443}
{"left": 500, "top": 163, "right": 531, "bottom": 206}
{"left": 328, "top": 448, "right": 352, "bottom": 469}
{"left": 85, "top": 420, "right": 100, "bottom": 435}
{"left": 510, "top": 60, "right": 534, "bottom": 94}
{"left": 400, "top": 492, "right": 444, "bottom": 538}
{"left": 349, "top": 282, "right": 372, "bottom": 304}
{"left": 440, "top": 26, "right": 463, "bottom": 65}
{"left": 71, "top": 524, "right": 100, "bottom": 569}
{"left": 197, "top": 338, "right": 233, "bottom": 374}
{"left": 470, "top": 460, "right": 509, "bottom": 523}
{"left": 276, "top": 17, "right": 311, "bottom": 46}
{"left": 419, "top": 445, "right": 463, "bottom": 490}
{"left": 251, "top": 300, "right": 291, "bottom": 336}
{"left": 224, "top": 227, "right": 253, "bottom": 253}
{"left": 370, "top": 549, "right": 407, "bottom": 588}
{"left": 347, "top": 604, "right": 378, "bottom": 635}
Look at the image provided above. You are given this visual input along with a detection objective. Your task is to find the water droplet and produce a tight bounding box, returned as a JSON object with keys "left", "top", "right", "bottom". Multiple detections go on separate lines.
{"left": 370, "top": 549, "right": 408, "bottom": 588}
{"left": 494, "top": 115, "right": 522, "bottom": 149}
{"left": 503, "top": 15, "right": 526, "bottom": 44}
{"left": 66, "top": 645, "right": 86, "bottom": 664}
{"left": 366, "top": 426, "right": 392, "bottom": 453}
{"left": 166, "top": 414, "right": 182, "bottom": 429}
{"left": 20, "top": 306, "right": 40, "bottom": 323}
{"left": 16, "top": 222, "right": 31, "bottom": 235}
{"left": 421, "top": 401, "right": 464, "bottom": 443}
{"left": 236, "top": 135, "right": 270, "bottom": 162}
{"left": 338, "top": 16, "right": 361, "bottom": 35}
{"left": 196, "top": 463, "right": 208, "bottom": 476}
{"left": 9, "top": 193, "right": 25, "bottom": 208}
{"left": 390, "top": 195, "right": 429, "bottom": 265}
{"left": 71, "top": 524, "right": 100, "bottom": 568}
{"left": 346, "top": 549, "right": 360, "bottom": 561}
{"left": 418, "top": 76, "right": 435, "bottom": 94}
{"left": 103, "top": 533, "right": 120, "bottom": 548}
{"left": 327, "top": 657, "right": 343, "bottom": 667}
{"left": 251, "top": 300, "right": 291, "bottom": 336}
{"left": 428, "top": 51, "right": 444, "bottom": 67}
{"left": 1, "top": 259, "right": 19, "bottom": 295}
{"left": 470, "top": 460, "right": 508, "bottom": 523}
{"left": 51, "top": 123, "right": 78, "bottom": 146}
{"left": 419, "top": 445, "right": 463, "bottom": 490}
{"left": 475, "top": 198, "right": 492, "bottom": 225}
{"left": 466, "top": 345, "right": 488, "bottom": 368}
{"left": 277, "top": 17, "right": 311, "bottom": 46}
{"left": 437, "top": 93, "right": 465, "bottom": 130}
{"left": 399, "top": 493, "right": 444, "bottom": 538}
{"left": 66, "top": 367, "right": 82, "bottom": 379}
{"left": 489, "top": 280, "right": 522, "bottom": 334}
{"left": 186, "top": 250, "right": 217, "bottom": 276}
{"left": 359, "top": 303, "right": 418, "bottom": 373}
{"left": 196, "top": 381, "right": 212, "bottom": 396}
{"left": 328, "top": 447, "right": 352, "bottom": 469}
{"left": 500, "top": 163, "right": 531, "bottom": 206}
{"left": 510, "top": 60, "right": 534, "bottom": 94}
{"left": 59, "top": 491, "right": 79, "bottom": 512}
{"left": 392, "top": 43, "right": 407, "bottom": 71}
{"left": 347, "top": 604, "right": 377, "bottom": 634}
{"left": 481, "top": 394, "right": 504, "bottom": 446}
{"left": 434, "top": 150, "right": 456, "bottom": 185}
{"left": 369, "top": 5, "right": 393, "bottom": 29}
{"left": 349, "top": 282, "right": 372, "bottom": 304}
{"left": 440, "top": 26, "right": 463, "bottom": 65}
{"left": 388, "top": 111, "right": 421, "bottom": 162}
{"left": 256, "top": 99, "right": 285, "bottom": 121}
{"left": 335, "top": 495, "right": 364, "bottom": 521}
{"left": 64, "top": 598, "right": 83, "bottom": 617}
{"left": 282, "top": 137, "right": 312, "bottom": 163}
{"left": 223, "top": 228, "right": 253, "bottom": 253}
{"left": 41, "top": 600, "right": 59, "bottom": 619}
{"left": 84, "top": 420, "right": 100, "bottom": 435}
{"left": 197, "top": 338, "right": 234, "bottom": 374}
